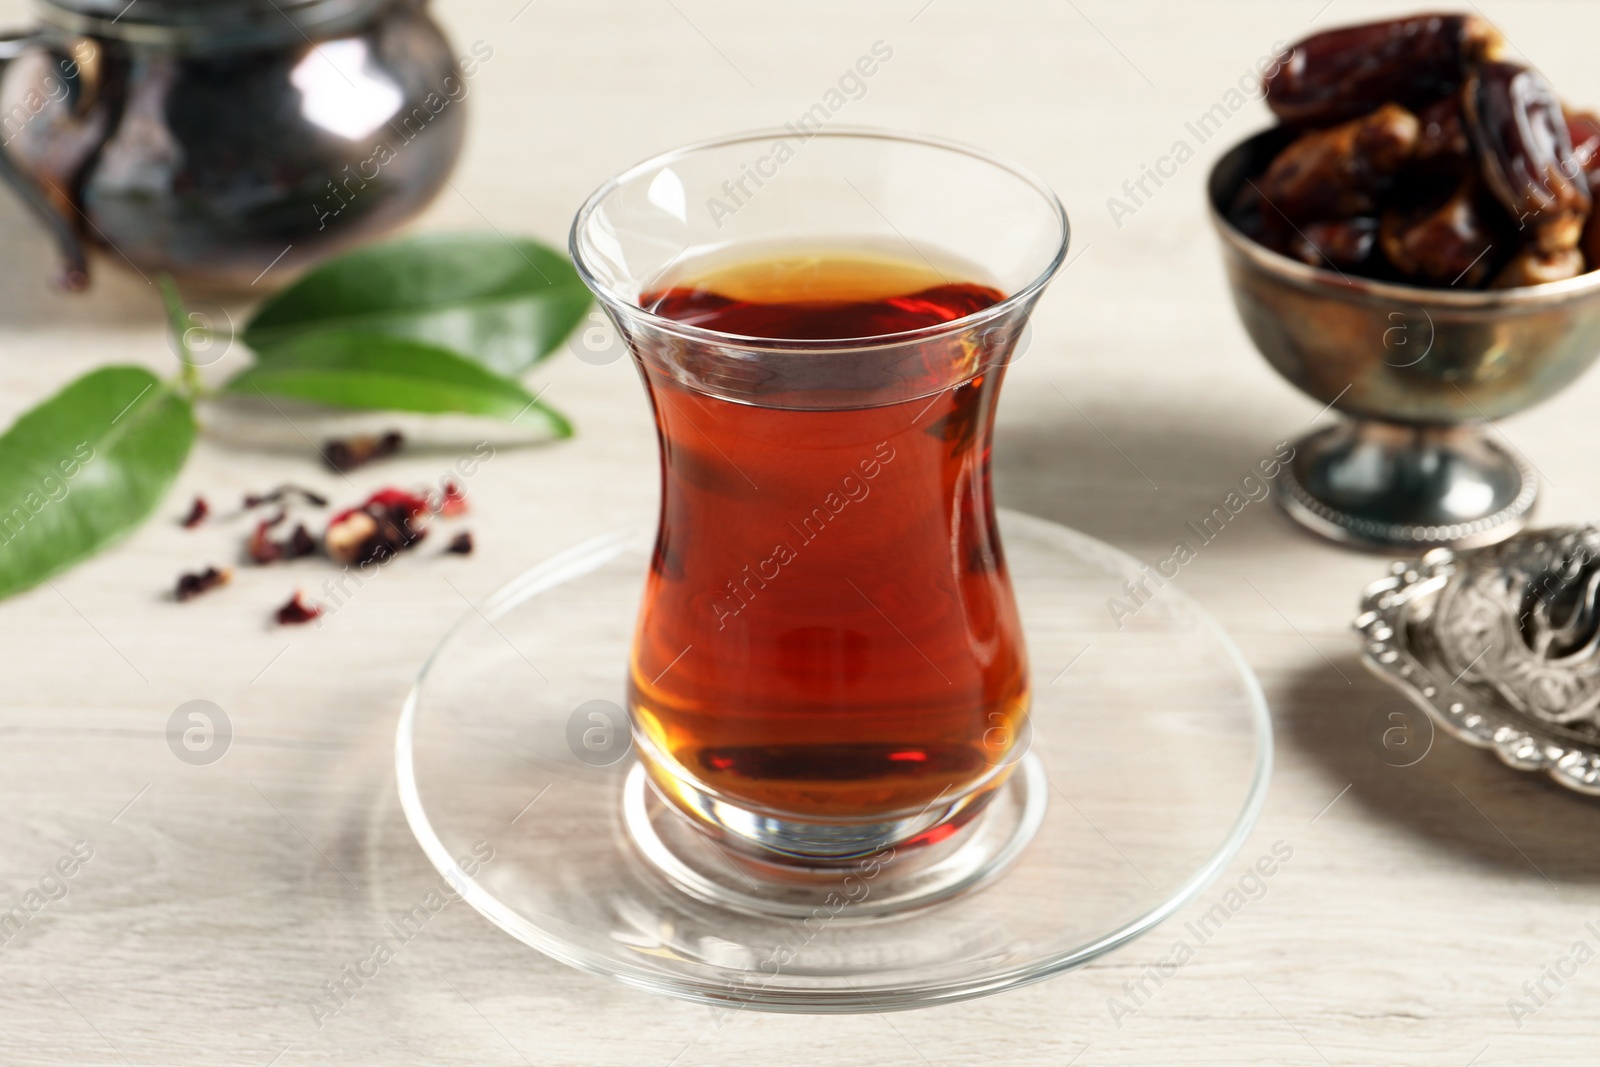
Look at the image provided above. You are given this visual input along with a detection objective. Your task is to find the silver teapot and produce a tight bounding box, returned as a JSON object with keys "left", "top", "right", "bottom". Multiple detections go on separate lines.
{"left": 0, "top": 0, "right": 469, "bottom": 290}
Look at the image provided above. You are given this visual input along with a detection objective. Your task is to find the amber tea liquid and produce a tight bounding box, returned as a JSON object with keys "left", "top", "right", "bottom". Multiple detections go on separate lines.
{"left": 628, "top": 249, "right": 1030, "bottom": 826}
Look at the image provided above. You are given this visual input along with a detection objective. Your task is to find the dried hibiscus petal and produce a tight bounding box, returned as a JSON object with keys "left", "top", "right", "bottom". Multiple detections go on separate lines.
{"left": 275, "top": 590, "right": 323, "bottom": 625}
{"left": 248, "top": 510, "right": 323, "bottom": 564}
{"left": 362, "top": 488, "right": 430, "bottom": 515}
{"left": 285, "top": 524, "right": 317, "bottom": 559}
{"left": 180, "top": 496, "right": 209, "bottom": 529}
{"left": 175, "top": 565, "right": 231, "bottom": 601}
{"left": 324, "top": 431, "right": 404, "bottom": 473}
{"left": 436, "top": 480, "right": 469, "bottom": 517}
{"left": 1266, "top": 14, "right": 1501, "bottom": 127}
{"left": 324, "top": 488, "right": 430, "bottom": 566}
{"left": 1464, "top": 61, "right": 1591, "bottom": 254}
{"left": 247, "top": 510, "right": 289, "bottom": 564}
{"left": 371, "top": 509, "right": 426, "bottom": 559}
{"left": 244, "top": 484, "right": 329, "bottom": 509}
{"left": 445, "top": 531, "right": 474, "bottom": 555}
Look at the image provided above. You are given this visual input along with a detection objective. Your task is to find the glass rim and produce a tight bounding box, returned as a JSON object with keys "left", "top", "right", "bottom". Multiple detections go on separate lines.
{"left": 567, "top": 126, "right": 1071, "bottom": 352}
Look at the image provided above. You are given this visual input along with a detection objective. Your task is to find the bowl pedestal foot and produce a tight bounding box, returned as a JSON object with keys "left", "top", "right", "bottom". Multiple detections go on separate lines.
{"left": 1276, "top": 419, "right": 1538, "bottom": 552}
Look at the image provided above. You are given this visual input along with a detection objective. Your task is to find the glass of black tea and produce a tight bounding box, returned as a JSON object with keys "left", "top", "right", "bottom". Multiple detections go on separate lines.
{"left": 570, "top": 129, "right": 1070, "bottom": 869}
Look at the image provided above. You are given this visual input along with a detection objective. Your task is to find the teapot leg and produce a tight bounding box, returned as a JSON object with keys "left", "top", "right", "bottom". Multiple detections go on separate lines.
{"left": 1275, "top": 418, "right": 1537, "bottom": 551}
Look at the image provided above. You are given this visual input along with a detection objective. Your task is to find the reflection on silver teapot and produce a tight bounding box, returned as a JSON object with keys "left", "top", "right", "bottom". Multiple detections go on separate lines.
{"left": 1434, "top": 527, "right": 1600, "bottom": 730}
{"left": 0, "top": 0, "right": 471, "bottom": 290}
{"left": 1356, "top": 527, "right": 1600, "bottom": 795}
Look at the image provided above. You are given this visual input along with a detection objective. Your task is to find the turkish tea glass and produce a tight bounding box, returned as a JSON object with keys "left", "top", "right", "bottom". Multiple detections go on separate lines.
{"left": 570, "top": 129, "right": 1069, "bottom": 867}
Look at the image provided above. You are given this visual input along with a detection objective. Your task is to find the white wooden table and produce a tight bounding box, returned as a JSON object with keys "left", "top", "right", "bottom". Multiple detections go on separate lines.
{"left": 3, "top": 1, "right": 1599, "bottom": 1062}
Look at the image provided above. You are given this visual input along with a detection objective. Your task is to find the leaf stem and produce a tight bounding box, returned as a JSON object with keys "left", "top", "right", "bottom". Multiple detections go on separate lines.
{"left": 158, "top": 274, "right": 205, "bottom": 402}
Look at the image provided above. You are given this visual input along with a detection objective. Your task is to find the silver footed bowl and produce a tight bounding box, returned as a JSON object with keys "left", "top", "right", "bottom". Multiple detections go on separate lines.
{"left": 1209, "top": 128, "right": 1600, "bottom": 552}
{"left": 1355, "top": 526, "right": 1600, "bottom": 795}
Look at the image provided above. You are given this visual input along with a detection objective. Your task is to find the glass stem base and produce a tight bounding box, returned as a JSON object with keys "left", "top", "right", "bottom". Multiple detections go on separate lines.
{"left": 1277, "top": 420, "right": 1538, "bottom": 551}
{"left": 621, "top": 754, "right": 1047, "bottom": 919}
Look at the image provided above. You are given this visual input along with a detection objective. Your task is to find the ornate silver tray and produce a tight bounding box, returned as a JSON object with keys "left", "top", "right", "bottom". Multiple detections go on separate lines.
{"left": 1355, "top": 527, "right": 1600, "bottom": 795}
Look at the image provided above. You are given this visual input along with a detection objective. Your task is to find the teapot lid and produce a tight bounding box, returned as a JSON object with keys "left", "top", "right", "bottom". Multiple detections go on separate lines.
{"left": 37, "top": 0, "right": 394, "bottom": 46}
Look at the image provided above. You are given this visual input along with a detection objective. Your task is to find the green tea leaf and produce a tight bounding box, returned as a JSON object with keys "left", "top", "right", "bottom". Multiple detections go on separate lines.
{"left": 226, "top": 333, "right": 572, "bottom": 435}
{"left": 243, "top": 233, "right": 592, "bottom": 375}
{"left": 0, "top": 366, "right": 195, "bottom": 600}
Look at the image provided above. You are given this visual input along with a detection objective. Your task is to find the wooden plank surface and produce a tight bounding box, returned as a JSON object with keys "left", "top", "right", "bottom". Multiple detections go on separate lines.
{"left": 2, "top": 0, "right": 1599, "bottom": 1062}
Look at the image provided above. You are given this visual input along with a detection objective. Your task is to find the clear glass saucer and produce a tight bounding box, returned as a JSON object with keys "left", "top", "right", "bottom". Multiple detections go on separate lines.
{"left": 395, "top": 510, "right": 1272, "bottom": 1013}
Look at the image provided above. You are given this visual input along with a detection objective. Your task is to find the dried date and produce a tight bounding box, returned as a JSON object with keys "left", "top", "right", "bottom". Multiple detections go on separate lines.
{"left": 1565, "top": 111, "right": 1600, "bottom": 272}
{"left": 1379, "top": 175, "right": 1502, "bottom": 286}
{"left": 1490, "top": 246, "right": 1585, "bottom": 288}
{"left": 1584, "top": 215, "right": 1600, "bottom": 273}
{"left": 1463, "top": 61, "right": 1591, "bottom": 254}
{"left": 1266, "top": 14, "right": 1501, "bottom": 127}
{"left": 1257, "top": 103, "right": 1419, "bottom": 223}
{"left": 1414, "top": 93, "right": 1471, "bottom": 168}
{"left": 1227, "top": 183, "right": 1292, "bottom": 254}
{"left": 1289, "top": 217, "right": 1379, "bottom": 269}
{"left": 1566, "top": 110, "right": 1600, "bottom": 180}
